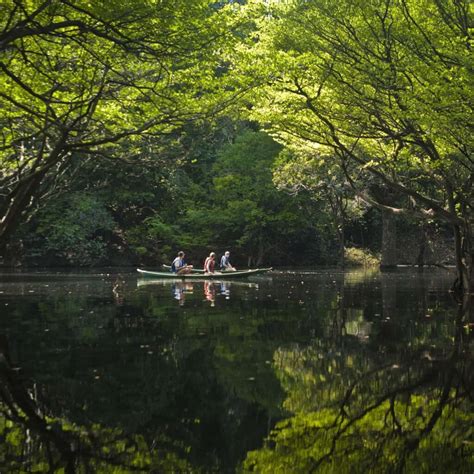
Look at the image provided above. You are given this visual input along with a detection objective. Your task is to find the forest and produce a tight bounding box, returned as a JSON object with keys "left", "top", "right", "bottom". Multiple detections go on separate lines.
{"left": 0, "top": 0, "right": 472, "bottom": 291}
{"left": 1, "top": 2, "right": 473, "bottom": 472}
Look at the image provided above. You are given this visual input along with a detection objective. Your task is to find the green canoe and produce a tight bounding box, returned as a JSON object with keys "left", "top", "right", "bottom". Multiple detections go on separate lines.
{"left": 137, "top": 268, "right": 272, "bottom": 279}
{"left": 161, "top": 264, "right": 205, "bottom": 273}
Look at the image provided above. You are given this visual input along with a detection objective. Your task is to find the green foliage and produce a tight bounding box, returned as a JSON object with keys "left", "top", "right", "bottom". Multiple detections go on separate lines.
{"left": 126, "top": 215, "right": 179, "bottom": 262}
{"left": 0, "top": 0, "right": 244, "bottom": 247}
{"left": 180, "top": 130, "right": 325, "bottom": 265}
{"left": 26, "top": 193, "right": 115, "bottom": 265}
{"left": 344, "top": 247, "right": 380, "bottom": 267}
{"left": 234, "top": 0, "right": 473, "bottom": 285}
{"left": 4, "top": 0, "right": 466, "bottom": 270}
{"left": 274, "top": 147, "right": 370, "bottom": 264}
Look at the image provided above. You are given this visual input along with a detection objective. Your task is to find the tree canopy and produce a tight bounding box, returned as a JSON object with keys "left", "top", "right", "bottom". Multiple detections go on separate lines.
{"left": 236, "top": 0, "right": 473, "bottom": 289}
{"left": 0, "top": 0, "right": 472, "bottom": 288}
{"left": 0, "top": 0, "right": 241, "bottom": 249}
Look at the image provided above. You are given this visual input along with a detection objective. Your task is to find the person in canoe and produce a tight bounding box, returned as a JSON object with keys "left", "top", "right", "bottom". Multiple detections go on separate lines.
{"left": 204, "top": 252, "right": 217, "bottom": 274}
{"left": 220, "top": 251, "right": 236, "bottom": 271}
{"left": 171, "top": 251, "right": 193, "bottom": 275}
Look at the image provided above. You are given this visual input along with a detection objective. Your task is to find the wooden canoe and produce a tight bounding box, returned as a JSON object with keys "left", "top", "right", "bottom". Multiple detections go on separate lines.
{"left": 137, "top": 268, "right": 272, "bottom": 279}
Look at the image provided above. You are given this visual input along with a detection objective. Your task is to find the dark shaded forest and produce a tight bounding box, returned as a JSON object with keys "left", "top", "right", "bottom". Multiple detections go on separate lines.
{"left": 3, "top": 121, "right": 455, "bottom": 269}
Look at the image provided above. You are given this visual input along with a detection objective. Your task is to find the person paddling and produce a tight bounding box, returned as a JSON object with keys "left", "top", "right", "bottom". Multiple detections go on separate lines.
{"left": 171, "top": 251, "right": 193, "bottom": 275}
{"left": 204, "top": 252, "right": 216, "bottom": 274}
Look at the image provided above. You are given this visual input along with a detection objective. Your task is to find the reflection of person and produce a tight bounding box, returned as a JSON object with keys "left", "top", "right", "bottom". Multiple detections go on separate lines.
{"left": 173, "top": 283, "right": 184, "bottom": 306}
{"left": 171, "top": 251, "right": 193, "bottom": 274}
{"left": 220, "top": 251, "right": 236, "bottom": 271}
{"left": 204, "top": 252, "right": 216, "bottom": 274}
{"left": 172, "top": 282, "right": 194, "bottom": 306}
{"left": 220, "top": 282, "right": 230, "bottom": 299}
{"left": 204, "top": 281, "right": 216, "bottom": 307}
{"left": 112, "top": 275, "right": 124, "bottom": 305}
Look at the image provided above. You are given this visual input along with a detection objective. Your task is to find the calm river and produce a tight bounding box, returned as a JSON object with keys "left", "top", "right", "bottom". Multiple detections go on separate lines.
{"left": 0, "top": 268, "right": 472, "bottom": 473}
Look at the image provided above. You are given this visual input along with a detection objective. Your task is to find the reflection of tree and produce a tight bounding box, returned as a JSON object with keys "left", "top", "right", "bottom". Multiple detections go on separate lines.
{"left": 0, "top": 335, "right": 192, "bottom": 473}
{"left": 243, "top": 300, "right": 473, "bottom": 473}
{"left": 4, "top": 271, "right": 467, "bottom": 472}
{"left": 1, "top": 285, "right": 298, "bottom": 472}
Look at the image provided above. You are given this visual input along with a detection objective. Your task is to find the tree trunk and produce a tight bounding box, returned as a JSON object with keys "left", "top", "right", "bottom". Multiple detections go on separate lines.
{"left": 338, "top": 223, "right": 345, "bottom": 268}
{"left": 0, "top": 172, "right": 45, "bottom": 255}
{"left": 452, "top": 220, "right": 474, "bottom": 294}
{"left": 464, "top": 221, "right": 474, "bottom": 294}
{"left": 0, "top": 141, "right": 66, "bottom": 256}
{"left": 381, "top": 210, "right": 397, "bottom": 269}
{"left": 256, "top": 233, "right": 264, "bottom": 266}
{"left": 416, "top": 223, "right": 427, "bottom": 268}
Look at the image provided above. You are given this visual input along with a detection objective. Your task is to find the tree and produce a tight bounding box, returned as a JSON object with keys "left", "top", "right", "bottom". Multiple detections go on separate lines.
{"left": 273, "top": 147, "right": 366, "bottom": 267}
{"left": 238, "top": 0, "right": 473, "bottom": 291}
{"left": 181, "top": 130, "right": 324, "bottom": 266}
{"left": 0, "top": 0, "right": 240, "bottom": 255}
{"left": 27, "top": 191, "right": 115, "bottom": 265}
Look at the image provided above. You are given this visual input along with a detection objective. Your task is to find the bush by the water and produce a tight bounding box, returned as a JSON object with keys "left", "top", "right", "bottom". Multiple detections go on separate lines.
{"left": 345, "top": 247, "right": 380, "bottom": 267}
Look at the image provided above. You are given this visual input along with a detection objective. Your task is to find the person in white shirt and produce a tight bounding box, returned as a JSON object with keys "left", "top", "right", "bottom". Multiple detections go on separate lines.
{"left": 220, "top": 251, "right": 236, "bottom": 271}
{"left": 171, "top": 251, "right": 193, "bottom": 274}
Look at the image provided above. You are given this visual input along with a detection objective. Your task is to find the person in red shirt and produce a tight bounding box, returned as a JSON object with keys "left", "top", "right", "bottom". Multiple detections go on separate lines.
{"left": 204, "top": 252, "right": 216, "bottom": 274}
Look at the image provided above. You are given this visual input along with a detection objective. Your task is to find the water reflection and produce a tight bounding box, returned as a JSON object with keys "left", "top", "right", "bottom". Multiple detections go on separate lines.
{"left": 0, "top": 334, "right": 193, "bottom": 472}
{"left": 136, "top": 278, "right": 257, "bottom": 307}
{"left": 173, "top": 281, "right": 194, "bottom": 306}
{"left": 242, "top": 281, "right": 473, "bottom": 473}
{"left": 204, "top": 281, "right": 216, "bottom": 306}
{"left": 220, "top": 282, "right": 231, "bottom": 299}
{"left": 0, "top": 269, "right": 472, "bottom": 472}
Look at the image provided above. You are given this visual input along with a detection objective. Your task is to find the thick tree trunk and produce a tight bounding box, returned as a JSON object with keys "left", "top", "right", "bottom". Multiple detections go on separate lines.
{"left": 0, "top": 172, "right": 45, "bottom": 255}
{"left": 0, "top": 142, "right": 66, "bottom": 256}
{"left": 381, "top": 210, "right": 397, "bottom": 269}
{"left": 452, "top": 220, "right": 474, "bottom": 294}
{"left": 465, "top": 220, "right": 474, "bottom": 294}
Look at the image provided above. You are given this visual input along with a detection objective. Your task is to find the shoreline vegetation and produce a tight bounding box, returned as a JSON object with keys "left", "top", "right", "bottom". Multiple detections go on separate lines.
{"left": 0, "top": 0, "right": 471, "bottom": 292}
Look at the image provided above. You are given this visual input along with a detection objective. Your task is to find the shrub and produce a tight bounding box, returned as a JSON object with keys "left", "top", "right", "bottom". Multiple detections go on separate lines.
{"left": 344, "top": 247, "right": 380, "bottom": 267}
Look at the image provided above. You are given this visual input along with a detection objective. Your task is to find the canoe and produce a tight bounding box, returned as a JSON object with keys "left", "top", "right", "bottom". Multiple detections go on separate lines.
{"left": 162, "top": 264, "right": 205, "bottom": 273}
{"left": 161, "top": 264, "right": 267, "bottom": 275}
{"left": 137, "top": 268, "right": 272, "bottom": 279}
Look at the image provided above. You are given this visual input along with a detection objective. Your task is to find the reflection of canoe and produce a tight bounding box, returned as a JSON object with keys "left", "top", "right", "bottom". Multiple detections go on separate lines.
{"left": 137, "top": 279, "right": 259, "bottom": 288}
{"left": 137, "top": 268, "right": 272, "bottom": 279}
{"left": 162, "top": 264, "right": 205, "bottom": 274}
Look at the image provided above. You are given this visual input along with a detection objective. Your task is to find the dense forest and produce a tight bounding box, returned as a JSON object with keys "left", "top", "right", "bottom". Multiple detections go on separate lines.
{"left": 0, "top": 0, "right": 472, "bottom": 291}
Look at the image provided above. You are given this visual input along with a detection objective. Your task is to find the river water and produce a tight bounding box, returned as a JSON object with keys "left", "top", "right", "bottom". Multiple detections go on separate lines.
{"left": 0, "top": 268, "right": 472, "bottom": 472}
